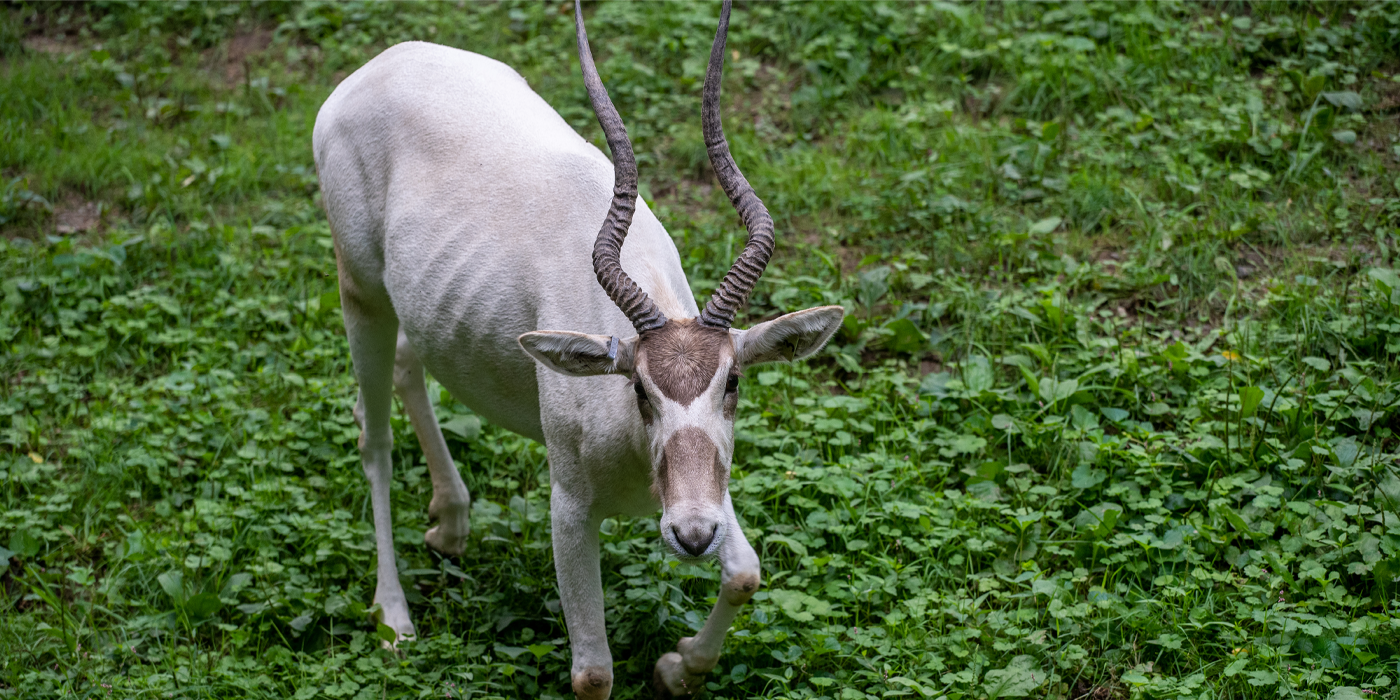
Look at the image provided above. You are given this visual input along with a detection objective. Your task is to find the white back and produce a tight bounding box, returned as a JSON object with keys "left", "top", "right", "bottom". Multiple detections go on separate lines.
{"left": 314, "top": 41, "right": 695, "bottom": 442}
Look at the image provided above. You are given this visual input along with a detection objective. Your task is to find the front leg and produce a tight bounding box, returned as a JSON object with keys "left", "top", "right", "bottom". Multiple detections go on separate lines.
{"left": 552, "top": 490, "right": 613, "bottom": 700}
{"left": 654, "top": 498, "right": 760, "bottom": 697}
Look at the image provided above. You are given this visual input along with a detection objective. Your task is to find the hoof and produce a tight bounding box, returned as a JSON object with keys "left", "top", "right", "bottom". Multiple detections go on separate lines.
{"left": 372, "top": 600, "right": 416, "bottom": 651}
{"left": 652, "top": 664, "right": 674, "bottom": 699}
{"left": 425, "top": 496, "right": 471, "bottom": 556}
{"left": 425, "top": 524, "right": 468, "bottom": 556}
{"left": 378, "top": 631, "right": 417, "bottom": 653}
{"left": 653, "top": 651, "right": 702, "bottom": 697}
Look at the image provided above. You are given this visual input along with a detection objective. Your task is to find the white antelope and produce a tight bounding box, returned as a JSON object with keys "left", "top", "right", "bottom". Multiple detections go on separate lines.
{"left": 312, "top": 2, "right": 843, "bottom": 696}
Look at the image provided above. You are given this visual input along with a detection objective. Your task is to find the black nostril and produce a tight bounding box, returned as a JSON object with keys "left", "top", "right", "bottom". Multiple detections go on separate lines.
{"left": 673, "top": 524, "right": 717, "bottom": 557}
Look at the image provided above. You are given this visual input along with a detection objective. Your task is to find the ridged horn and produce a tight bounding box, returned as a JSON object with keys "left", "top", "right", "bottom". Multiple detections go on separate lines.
{"left": 698, "top": 0, "right": 774, "bottom": 330}
{"left": 575, "top": 0, "right": 668, "bottom": 333}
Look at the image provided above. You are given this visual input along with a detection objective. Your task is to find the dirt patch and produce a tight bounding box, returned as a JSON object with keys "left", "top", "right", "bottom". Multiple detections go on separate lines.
{"left": 54, "top": 197, "right": 103, "bottom": 235}
{"left": 794, "top": 225, "right": 863, "bottom": 274}
{"left": 22, "top": 34, "right": 81, "bottom": 56}
{"left": 1072, "top": 681, "right": 1126, "bottom": 700}
{"left": 1290, "top": 241, "right": 1380, "bottom": 270}
{"left": 1373, "top": 74, "right": 1400, "bottom": 114}
{"left": 1091, "top": 248, "right": 1126, "bottom": 277}
{"left": 211, "top": 27, "right": 273, "bottom": 86}
{"left": 836, "top": 245, "right": 867, "bottom": 276}
{"left": 1234, "top": 246, "right": 1266, "bottom": 279}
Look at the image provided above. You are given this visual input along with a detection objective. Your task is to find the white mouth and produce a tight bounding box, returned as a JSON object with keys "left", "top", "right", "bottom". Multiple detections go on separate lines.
{"left": 659, "top": 513, "right": 727, "bottom": 560}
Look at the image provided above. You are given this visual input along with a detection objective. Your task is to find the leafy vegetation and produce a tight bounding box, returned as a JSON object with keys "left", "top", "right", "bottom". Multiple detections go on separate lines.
{"left": 4, "top": 1, "right": 1400, "bottom": 698}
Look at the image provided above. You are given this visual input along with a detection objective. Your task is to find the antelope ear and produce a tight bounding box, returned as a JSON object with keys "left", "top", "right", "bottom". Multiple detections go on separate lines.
{"left": 518, "top": 331, "right": 637, "bottom": 377}
{"left": 732, "top": 306, "right": 845, "bottom": 366}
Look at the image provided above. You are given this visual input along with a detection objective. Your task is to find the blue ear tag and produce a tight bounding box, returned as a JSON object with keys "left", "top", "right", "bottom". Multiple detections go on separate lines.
{"left": 606, "top": 335, "right": 619, "bottom": 361}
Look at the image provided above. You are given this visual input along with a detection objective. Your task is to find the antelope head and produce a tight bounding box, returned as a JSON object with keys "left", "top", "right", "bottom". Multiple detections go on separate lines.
{"left": 520, "top": 0, "right": 844, "bottom": 561}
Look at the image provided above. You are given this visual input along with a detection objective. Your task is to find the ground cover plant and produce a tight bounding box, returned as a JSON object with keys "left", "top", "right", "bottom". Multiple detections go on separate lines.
{"left": 3, "top": 1, "right": 1400, "bottom": 698}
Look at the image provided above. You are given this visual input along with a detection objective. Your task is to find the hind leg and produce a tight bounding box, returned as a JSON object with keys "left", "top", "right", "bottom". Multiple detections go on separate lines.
{"left": 392, "top": 330, "right": 471, "bottom": 556}
{"left": 342, "top": 277, "right": 415, "bottom": 644}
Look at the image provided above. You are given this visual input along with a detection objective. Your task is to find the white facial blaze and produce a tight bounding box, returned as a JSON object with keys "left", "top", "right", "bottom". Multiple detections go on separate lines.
{"left": 635, "top": 339, "right": 736, "bottom": 466}
{"left": 642, "top": 362, "right": 734, "bottom": 468}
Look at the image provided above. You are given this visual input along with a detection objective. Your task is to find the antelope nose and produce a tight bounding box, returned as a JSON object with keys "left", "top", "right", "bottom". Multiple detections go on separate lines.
{"left": 673, "top": 524, "right": 716, "bottom": 556}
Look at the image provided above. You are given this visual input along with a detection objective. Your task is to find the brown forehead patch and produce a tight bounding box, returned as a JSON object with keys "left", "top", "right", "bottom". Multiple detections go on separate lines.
{"left": 640, "top": 319, "right": 730, "bottom": 405}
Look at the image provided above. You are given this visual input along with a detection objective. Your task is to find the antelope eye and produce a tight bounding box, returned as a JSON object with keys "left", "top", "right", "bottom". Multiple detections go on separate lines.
{"left": 725, "top": 374, "right": 739, "bottom": 393}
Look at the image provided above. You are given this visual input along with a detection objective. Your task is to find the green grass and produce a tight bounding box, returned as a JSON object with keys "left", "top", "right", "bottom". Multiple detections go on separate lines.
{"left": 3, "top": 1, "right": 1400, "bottom": 698}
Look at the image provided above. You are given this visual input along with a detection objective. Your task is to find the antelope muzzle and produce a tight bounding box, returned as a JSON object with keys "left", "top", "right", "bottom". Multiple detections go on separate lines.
{"left": 656, "top": 426, "right": 729, "bottom": 559}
